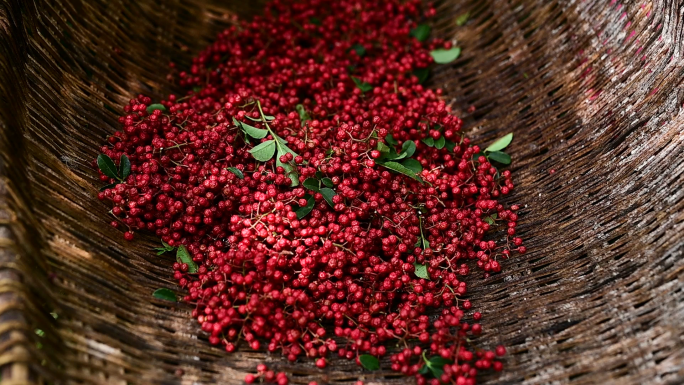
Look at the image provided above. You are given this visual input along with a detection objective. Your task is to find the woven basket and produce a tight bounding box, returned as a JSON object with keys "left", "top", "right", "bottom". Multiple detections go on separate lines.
{"left": 1, "top": 0, "right": 683, "bottom": 384}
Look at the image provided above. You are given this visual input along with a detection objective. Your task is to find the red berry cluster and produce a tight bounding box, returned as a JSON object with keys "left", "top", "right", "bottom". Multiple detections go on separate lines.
{"left": 245, "top": 364, "right": 289, "bottom": 385}
{"left": 94, "top": 0, "right": 525, "bottom": 383}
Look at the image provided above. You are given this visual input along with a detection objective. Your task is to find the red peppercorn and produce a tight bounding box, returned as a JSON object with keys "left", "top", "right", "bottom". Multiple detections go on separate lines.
{"left": 94, "top": 1, "right": 523, "bottom": 384}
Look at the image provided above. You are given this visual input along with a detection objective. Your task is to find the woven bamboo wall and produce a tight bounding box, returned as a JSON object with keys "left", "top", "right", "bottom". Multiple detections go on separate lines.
{"left": 0, "top": 0, "right": 682, "bottom": 384}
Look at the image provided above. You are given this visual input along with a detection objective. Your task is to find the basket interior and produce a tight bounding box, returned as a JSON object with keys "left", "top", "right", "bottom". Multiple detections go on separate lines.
{"left": 0, "top": 0, "right": 683, "bottom": 384}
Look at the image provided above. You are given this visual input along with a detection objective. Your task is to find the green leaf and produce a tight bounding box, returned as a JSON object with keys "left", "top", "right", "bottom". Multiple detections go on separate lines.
{"left": 385, "top": 134, "right": 398, "bottom": 146}
{"left": 192, "top": 86, "right": 202, "bottom": 93}
{"left": 352, "top": 76, "right": 373, "bottom": 92}
{"left": 413, "top": 68, "right": 430, "bottom": 84}
{"left": 310, "top": 16, "right": 322, "bottom": 25}
{"left": 434, "top": 136, "right": 446, "bottom": 150}
{"left": 303, "top": 178, "right": 320, "bottom": 192}
{"left": 162, "top": 240, "right": 173, "bottom": 250}
{"left": 321, "top": 177, "right": 334, "bottom": 188}
{"left": 379, "top": 161, "right": 422, "bottom": 182}
{"left": 226, "top": 167, "right": 244, "bottom": 179}
{"left": 99, "top": 183, "right": 117, "bottom": 191}
{"left": 320, "top": 188, "right": 336, "bottom": 208}
{"left": 414, "top": 263, "right": 430, "bottom": 280}
{"left": 426, "top": 356, "right": 452, "bottom": 379}
{"left": 295, "top": 195, "right": 316, "bottom": 219}
{"left": 249, "top": 140, "right": 276, "bottom": 162}
{"left": 276, "top": 154, "right": 299, "bottom": 187}
{"left": 483, "top": 213, "right": 498, "bottom": 225}
{"left": 119, "top": 154, "right": 131, "bottom": 179}
{"left": 153, "top": 288, "right": 177, "bottom": 302}
{"left": 401, "top": 140, "right": 416, "bottom": 157}
{"left": 146, "top": 103, "right": 167, "bottom": 114}
{"left": 35, "top": 329, "right": 45, "bottom": 337}
{"left": 456, "top": 12, "right": 470, "bottom": 26}
{"left": 97, "top": 154, "right": 120, "bottom": 180}
{"left": 351, "top": 44, "right": 366, "bottom": 57}
{"left": 410, "top": 24, "right": 431, "bottom": 42}
{"left": 418, "top": 364, "right": 429, "bottom": 375}
{"left": 176, "top": 245, "right": 198, "bottom": 273}
{"left": 377, "top": 142, "right": 390, "bottom": 154}
{"left": 234, "top": 117, "right": 268, "bottom": 139}
{"left": 359, "top": 354, "right": 380, "bottom": 371}
{"left": 315, "top": 171, "right": 324, "bottom": 179}
{"left": 484, "top": 133, "right": 513, "bottom": 152}
{"left": 401, "top": 158, "right": 423, "bottom": 174}
{"left": 430, "top": 47, "right": 461, "bottom": 64}
{"left": 487, "top": 151, "right": 511, "bottom": 164}
{"left": 445, "top": 140, "right": 457, "bottom": 152}
{"left": 263, "top": 115, "right": 275, "bottom": 121}
{"left": 422, "top": 137, "right": 435, "bottom": 147}
{"left": 296, "top": 104, "right": 311, "bottom": 126}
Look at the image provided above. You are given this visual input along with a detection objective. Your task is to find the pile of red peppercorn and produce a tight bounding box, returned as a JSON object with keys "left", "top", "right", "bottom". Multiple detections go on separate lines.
{"left": 94, "top": 0, "right": 525, "bottom": 384}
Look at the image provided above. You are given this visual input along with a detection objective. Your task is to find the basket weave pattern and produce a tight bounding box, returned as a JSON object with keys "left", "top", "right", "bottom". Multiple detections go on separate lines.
{"left": 0, "top": 0, "right": 683, "bottom": 384}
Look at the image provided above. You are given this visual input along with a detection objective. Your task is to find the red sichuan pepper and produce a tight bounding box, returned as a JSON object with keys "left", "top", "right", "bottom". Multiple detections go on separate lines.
{"left": 94, "top": 0, "right": 525, "bottom": 384}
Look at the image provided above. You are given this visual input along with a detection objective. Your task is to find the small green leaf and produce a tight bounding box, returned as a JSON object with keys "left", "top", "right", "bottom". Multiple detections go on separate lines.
{"left": 422, "top": 137, "right": 435, "bottom": 147}
{"left": 192, "top": 86, "right": 202, "bottom": 93}
{"left": 377, "top": 142, "right": 390, "bottom": 154}
{"left": 153, "top": 288, "right": 177, "bottom": 302}
{"left": 445, "top": 140, "right": 457, "bottom": 152}
{"left": 119, "top": 154, "right": 131, "bottom": 179}
{"left": 359, "top": 354, "right": 380, "bottom": 371}
{"left": 146, "top": 103, "right": 167, "bottom": 114}
{"left": 35, "top": 329, "right": 45, "bottom": 337}
{"left": 310, "top": 17, "right": 322, "bottom": 25}
{"left": 303, "top": 178, "right": 320, "bottom": 192}
{"left": 315, "top": 171, "right": 324, "bottom": 179}
{"left": 483, "top": 213, "right": 498, "bottom": 225}
{"left": 401, "top": 140, "right": 416, "bottom": 157}
{"left": 379, "top": 161, "right": 422, "bottom": 182}
{"left": 418, "top": 364, "right": 429, "bottom": 375}
{"left": 401, "top": 158, "right": 423, "bottom": 174}
{"left": 176, "top": 245, "right": 198, "bottom": 273}
{"left": 414, "top": 263, "right": 430, "bottom": 280}
{"left": 351, "top": 44, "right": 366, "bottom": 57}
{"left": 413, "top": 68, "right": 430, "bottom": 84}
{"left": 97, "top": 154, "right": 120, "bottom": 180}
{"left": 263, "top": 115, "right": 275, "bottom": 121}
{"left": 430, "top": 47, "right": 461, "bottom": 64}
{"left": 385, "top": 134, "right": 398, "bottom": 146}
{"left": 352, "top": 76, "right": 373, "bottom": 93}
{"left": 434, "top": 136, "right": 446, "bottom": 150}
{"left": 487, "top": 151, "right": 511, "bottom": 164}
{"left": 276, "top": 153, "right": 299, "bottom": 187}
{"left": 162, "top": 240, "right": 173, "bottom": 250}
{"left": 234, "top": 117, "right": 268, "bottom": 139}
{"left": 226, "top": 167, "right": 244, "bottom": 179}
{"left": 456, "top": 12, "right": 470, "bottom": 26}
{"left": 249, "top": 140, "right": 276, "bottom": 162}
{"left": 320, "top": 188, "right": 336, "bottom": 208}
{"left": 321, "top": 177, "right": 334, "bottom": 188}
{"left": 296, "top": 104, "right": 311, "bottom": 126}
{"left": 410, "top": 24, "right": 431, "bottom": 42}
{"left": 156, "top": 249, "right": 166, "bottom": 256}
{"left": 425, "top": 356, "right": 452, "bottom": 379}
{"left": 295, "top": 195, "right": 316, "bottom": 219}
{"left": 99, "top": 183, "right": 118, "bottom": 191}
{"left": 484, "top": 133, "right": 513, "bottom": 152}
{"left": 50, "top": 312, "right": 58, "bottom": 319}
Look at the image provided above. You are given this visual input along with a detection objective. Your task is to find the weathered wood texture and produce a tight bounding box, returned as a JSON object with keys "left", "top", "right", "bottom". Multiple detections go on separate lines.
{"left": 0, "top": 0, "right": 682, "bottom": 384}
